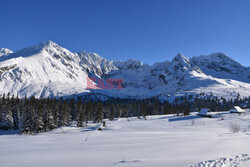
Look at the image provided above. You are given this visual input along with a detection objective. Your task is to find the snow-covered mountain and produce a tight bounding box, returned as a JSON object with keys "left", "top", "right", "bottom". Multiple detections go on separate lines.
{"left": 0, "top": 41, "right": 249, "bottom": 99}
{"left": 0, "top": 48, "right": 13, "bottom": 57}
{"left": 0, "top": 41, "right": 90, "bottom": 98}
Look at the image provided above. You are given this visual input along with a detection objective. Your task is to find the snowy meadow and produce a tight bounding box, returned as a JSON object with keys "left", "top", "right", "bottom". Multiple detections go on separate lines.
{"left": 1, "top": 110, "right": 250, "bottom": 167}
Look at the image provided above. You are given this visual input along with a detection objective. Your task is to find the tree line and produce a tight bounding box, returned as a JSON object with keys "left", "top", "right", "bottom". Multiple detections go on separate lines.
{"left": 0, "top": 93, "right": 249, "bottom": 134}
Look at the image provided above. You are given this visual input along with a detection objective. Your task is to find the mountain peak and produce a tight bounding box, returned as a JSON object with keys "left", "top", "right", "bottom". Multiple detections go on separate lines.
{"left": 34, "top": 40, "right": 60, "bottom": 49}
{"left": 172, "top": 53, "right": 190, "bottom": 66}
{"left": 173, "top": 53, "right": 187, "bottom": 61}
{"left": 209, "top": 52, "right": 237, "bottom": 62}
{"left": 194, "top": 52, "right": 241, "bottom": 66}
{"left": 176, "top": 52, "right": 184, "bottom": 57}
{"left": 0, "top": 48, "right": 14, "bottom": 57}
{"left": 113, "top": 59, "right": 143, "bottom": 70}
{"left": 14, "top": 40, "right": 61, "bottom": 54}
{"left": 43, "top": 40, "right": 56, "bottom": 45}
{"left": 0, "top": 40, "right": 70, "bottom": 61}
{"left": 0, "top": 48, "right": 14, "bottom": 54}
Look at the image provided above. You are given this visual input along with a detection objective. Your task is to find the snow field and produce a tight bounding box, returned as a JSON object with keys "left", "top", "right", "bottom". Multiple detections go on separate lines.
{"left": 0, "top": 110, "right": 250, "bottom": 167}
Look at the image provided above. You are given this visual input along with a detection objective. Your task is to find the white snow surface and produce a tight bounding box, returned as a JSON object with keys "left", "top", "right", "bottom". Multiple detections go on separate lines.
{"left": 1, "top": 109, "right": 250, "bottom": 167}
{"left": 0, "top": 41, "right": 250, "bottom": 99}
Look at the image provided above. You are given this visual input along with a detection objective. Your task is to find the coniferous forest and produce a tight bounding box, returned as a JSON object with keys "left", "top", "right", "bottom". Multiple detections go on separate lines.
{"left": 0, "top": 93, "right": 249, "bottom": 134}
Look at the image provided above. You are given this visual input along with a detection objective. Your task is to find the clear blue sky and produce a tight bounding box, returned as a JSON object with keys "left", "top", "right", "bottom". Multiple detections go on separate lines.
{"left": 0, "top": 0, "right": 250, "bottom": 66}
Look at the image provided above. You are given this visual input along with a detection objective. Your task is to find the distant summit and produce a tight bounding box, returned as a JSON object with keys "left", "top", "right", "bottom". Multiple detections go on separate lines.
{"left": 0, "top": 48, "right": 13, "bottom": 56}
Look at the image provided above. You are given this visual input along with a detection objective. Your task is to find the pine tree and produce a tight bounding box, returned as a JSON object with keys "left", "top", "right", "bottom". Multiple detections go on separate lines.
{"left": 85, "top": 101, "right": 92, "bottom": 126}
{"left": 137, "top": 103, "right": 142, "bottom": 119}
{"left": 20, "top": 104, "right": 34, "bottom": 134}
{"left": 43, "top": 99, "right": 55, "bottom": 132}
{"left": 123, "top": 104, "right": 129, "bottom": 118}
{"left": 34, "top": 103, "right": 44, "bottom": 133}
{"left": 0, "top": 99, "right": 14, "bottom": 130}
{"left": 57, "top": 99, "right": 67, "bottom": 127}
{"left": 76, "top": 99, "right": 82, "bottom": 127}
{"left": 10, "top": 94, "right": 20, "bottom": 130}
{"left": 115, "top": 104, "right": 121, "bottom": 118}
{"left": 51, "top": 98, "right": 59, "bottom": 127}
{"left": 76, "top": 102, "right": 85, "bottom": 127}
{"left": 141, "top": 101, "right": 147, "bottom": 120}
{"left": 69, "top": 98, "right": 76, "bottom": 120}
{"left": 60, "top": 101, "right": 71, "bottom": 126}
{"left": 96, "top": 102, "right": 103, "bottom": 123}
{"left": 109, "top": 104, "right": 115, "bottom": 121}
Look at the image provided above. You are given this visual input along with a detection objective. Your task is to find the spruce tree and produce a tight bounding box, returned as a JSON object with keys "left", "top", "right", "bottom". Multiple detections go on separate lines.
{"left": 34, "top": 103, "right": 44, "bottom": 133}
{"left": 0, "top": 99, "right": 14, "bottom": 130}
{"left": 43, "top": 99, "right": 55, "bottom": 131}
{"left": 69, "top": 98, "right": 76, "bottom": 120}
{"left": 85, "top": 101, "right": 92, "bottom": 126}
{"left": 96, "top": 102, "right": 103, "bottom": 123}
{"left": 20, "top": 104, "right": 34, "bottom": 134}
{"left": 109, "top": 104, "right": 115, "bottom": 121}
{"left": 141, "top": 101, "right": 147, "bottom": 120}
{"left": 76, "top": 103, "right": 85, "bottom": 127}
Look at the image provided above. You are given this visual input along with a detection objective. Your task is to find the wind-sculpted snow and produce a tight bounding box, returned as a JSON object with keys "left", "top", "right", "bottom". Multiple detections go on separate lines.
{"left": 0, "top": 41, "right": 249, "bottom": 99}
{"left": 191, "top": 154, "right": 250, "bottom": 167}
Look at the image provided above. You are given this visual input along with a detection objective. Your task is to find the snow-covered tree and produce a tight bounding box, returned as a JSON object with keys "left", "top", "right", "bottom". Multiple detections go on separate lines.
{"left": 43, "top": 100, "right": 55, "bottom": 132}
{"left": 20, "top": 105, "right": 34, "bottom": 134}
{"left": 0, "top": 103, "right": 14, "bottom": 130}
{"left": 34, "top": 103, "right": 44, "bottom": 133}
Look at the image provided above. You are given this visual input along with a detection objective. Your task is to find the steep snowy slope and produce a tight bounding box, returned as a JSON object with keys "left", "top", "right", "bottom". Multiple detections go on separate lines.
{"left": 0, "top": 41, "right": 249, "bottom": 99}
{"left": 0, "top": 41, "right": 90, "bottom": 97}
{"left": 191, "top": 52, "right": 250, "bottom": 82}
{"left": 78, "top": 50, "right": 118, "bottom": 77}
